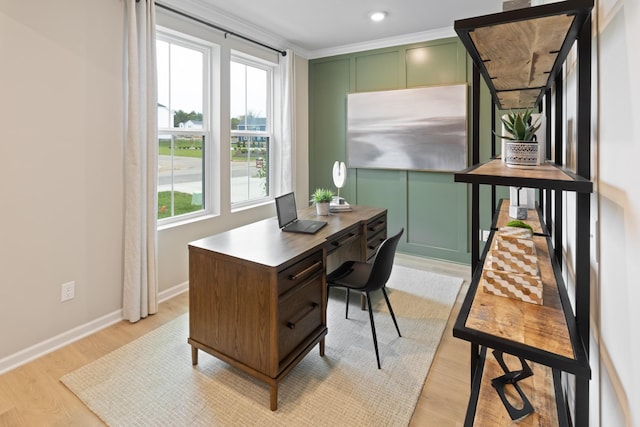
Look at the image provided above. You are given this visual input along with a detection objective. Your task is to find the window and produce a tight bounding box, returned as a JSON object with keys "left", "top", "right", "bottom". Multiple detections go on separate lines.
{"left": 230, "top": 57, "right": 272, "bottom": 205}
{"left": 156, "top": 33, "right": 211, "bottom": 223}
{"left": 156, "top": 15, "right": 283, "bottom": 223}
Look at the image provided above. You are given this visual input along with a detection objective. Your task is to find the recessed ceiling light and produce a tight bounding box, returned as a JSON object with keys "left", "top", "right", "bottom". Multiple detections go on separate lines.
{"left": 370, "top": 11, "right": 387, "bottom": 22}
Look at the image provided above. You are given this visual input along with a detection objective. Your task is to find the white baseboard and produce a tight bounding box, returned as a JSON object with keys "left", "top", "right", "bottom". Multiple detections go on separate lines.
{"left": 0, "top": 281, "right": 189, "bottom": 375}
{"left": 158, "top": 281, "right": 188, "bottom": 303}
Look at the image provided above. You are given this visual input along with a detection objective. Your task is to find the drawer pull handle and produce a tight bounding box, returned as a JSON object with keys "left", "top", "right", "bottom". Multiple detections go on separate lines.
{"left": 287, "top": 303, "right": 320, "bottom": 329}
{"left": 367, "top": 237, "right": 385, "bottom": 250}
{"left": 332, "top": 233, "right": 358, "bottom": 247}
{"left": 288, "top": 261, "right": 323, "bottom": 281}
{"left": 368, "top": 220, "right": 385, "bottom": 232}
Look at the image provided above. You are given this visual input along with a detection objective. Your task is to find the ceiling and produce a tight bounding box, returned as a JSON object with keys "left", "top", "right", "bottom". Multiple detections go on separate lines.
{"left": 190, "top": 0, "right": 505, "bottom": 57}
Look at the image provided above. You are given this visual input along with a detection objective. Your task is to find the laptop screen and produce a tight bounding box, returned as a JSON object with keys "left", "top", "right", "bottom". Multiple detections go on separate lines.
{"left": 275, "top": 192, "right": 298, "bottom": 228}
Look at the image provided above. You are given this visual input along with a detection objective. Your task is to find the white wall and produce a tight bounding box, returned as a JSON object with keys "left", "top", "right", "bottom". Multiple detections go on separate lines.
{"left": 593, "top": 0, "right": 640, "bottom": 425}
{"left": 0, "top": 1, "right": 125, "bottom": 360}
{"left": 0, "top": 1, "right": 309, "bottom": 371}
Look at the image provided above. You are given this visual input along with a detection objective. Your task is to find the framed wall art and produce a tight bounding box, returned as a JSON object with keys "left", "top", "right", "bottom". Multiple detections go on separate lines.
{"left": 347, "top": 84, "right": 467, "bottom": 172}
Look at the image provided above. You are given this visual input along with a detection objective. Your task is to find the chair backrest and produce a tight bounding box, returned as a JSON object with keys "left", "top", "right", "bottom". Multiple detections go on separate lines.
{"left": 364, "top": 228, "right": 404, "bottom": 292}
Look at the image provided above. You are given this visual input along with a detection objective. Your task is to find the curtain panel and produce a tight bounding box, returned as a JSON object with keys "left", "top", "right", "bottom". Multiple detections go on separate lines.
{"left": 123, "top": 0, "right": 158, "bottom": 322}
{"left": 279, "top": 49, "right": 295, "bottom": 194}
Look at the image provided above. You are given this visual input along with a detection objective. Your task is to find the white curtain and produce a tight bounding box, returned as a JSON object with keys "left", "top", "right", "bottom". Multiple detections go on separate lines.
{"left": 279, "top": 49, "right": 295, "bottom": 194}
{"left": 123, "top": 0, "right": 158, "bottom": 322}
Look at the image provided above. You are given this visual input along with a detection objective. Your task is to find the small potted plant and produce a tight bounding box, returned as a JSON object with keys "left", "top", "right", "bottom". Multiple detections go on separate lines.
{"left": 310, "top": 188, "right": 333, "bottom": 216}
{"left": 495, "top": 109, "right": 542, "bottom": 168}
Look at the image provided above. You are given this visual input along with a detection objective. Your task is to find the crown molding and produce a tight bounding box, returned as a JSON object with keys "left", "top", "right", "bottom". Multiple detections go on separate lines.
{"left": 304, "top": 27, "right": 456, "bottom": 60}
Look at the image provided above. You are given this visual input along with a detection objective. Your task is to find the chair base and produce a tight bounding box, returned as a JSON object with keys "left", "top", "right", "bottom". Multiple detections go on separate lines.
{"left": 341, "top": 287, "right": 401, "bottom": 369}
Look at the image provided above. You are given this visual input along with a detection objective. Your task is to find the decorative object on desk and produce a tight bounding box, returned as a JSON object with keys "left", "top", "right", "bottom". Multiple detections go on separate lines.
{"left": 60, "top": 265, "right": 464, "bottom": 426}
{"left": 330, "top": 160, "right": 352, "bottom": 212}
{"left": 310, "top": 188, "right": 333, "bottom": 216}
{"left": 330, "top": 200, "right": 352, "bottom": 212}
{"left": 332, "top": 160, "right": 346, "bottom": 200}
{"left": 495, "top": 109, "right": 542, "bottom": 168}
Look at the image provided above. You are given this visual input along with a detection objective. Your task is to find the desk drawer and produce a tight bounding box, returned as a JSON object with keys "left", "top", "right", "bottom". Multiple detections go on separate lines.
{"left": 366, "top": 230, "right": 387, "bottom": 260}
{"left": 366, "top": 214, "right": 387, "bottom": 237}
{"left": 325, "top": 224, "right": 362, "bottom": 256}
{"left": 277, "top": 251, "right": 324, "bottom": 296}
{"left": 366, "top": 213, "right": 387, "bottom": 260}
{"left": 278, "top": 275, "right": 323, "bottom": 362}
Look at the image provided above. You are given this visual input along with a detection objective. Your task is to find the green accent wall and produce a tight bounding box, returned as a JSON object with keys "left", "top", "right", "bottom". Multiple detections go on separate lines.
{"left": 309, "top": 38, "right": 476, "bottom": 264}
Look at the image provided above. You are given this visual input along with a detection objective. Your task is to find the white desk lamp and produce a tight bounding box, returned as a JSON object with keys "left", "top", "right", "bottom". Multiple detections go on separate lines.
{"left": 332, "top": 161, "right": 347, "bottom": 204}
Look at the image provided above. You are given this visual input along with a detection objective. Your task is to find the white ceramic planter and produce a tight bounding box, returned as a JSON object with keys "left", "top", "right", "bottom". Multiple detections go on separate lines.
{"left": 504, "top": 141, "right": 540, "bottom": 168}
{"left": 316, "top": 202, "right": 330, "bottom": 216}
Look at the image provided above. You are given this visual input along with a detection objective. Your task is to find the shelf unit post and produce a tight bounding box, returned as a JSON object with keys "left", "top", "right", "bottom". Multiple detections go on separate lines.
{"left": 470, "top": 64, "right": 482, "bottom": 383}
{"left": 574, "top": 13, "right": 592, "bottom": 427}
{"left": 471, "top": 64, "right": 481, "bottom": 272}
{"left": 543, "top": 89, "right": 552, "bottom": 219}
{"left": 491, "top": 100, "right": 497, "bottom": 213}
{"left": 554, "top": 76, "right": 564, "bottom": 268}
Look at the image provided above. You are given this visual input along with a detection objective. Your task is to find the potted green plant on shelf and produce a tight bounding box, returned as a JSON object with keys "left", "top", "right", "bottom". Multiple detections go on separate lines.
{"left": 310, "top": 188, "right": 333, "bottom": 216}
{"left": 495, "top": 109, "right": 542, "bottom": 168}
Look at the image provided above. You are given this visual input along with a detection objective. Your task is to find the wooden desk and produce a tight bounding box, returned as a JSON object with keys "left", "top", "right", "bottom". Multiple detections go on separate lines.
{"left": 188, "top": 205, "right": 387, "bottom": 410}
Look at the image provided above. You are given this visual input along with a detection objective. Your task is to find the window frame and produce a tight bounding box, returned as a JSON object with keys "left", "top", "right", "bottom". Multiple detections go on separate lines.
{"left": 156, "top": 28, "right": 216, "bottom": 226}
{"left": 229, "top": 53, "right": 275, "bottom": 209}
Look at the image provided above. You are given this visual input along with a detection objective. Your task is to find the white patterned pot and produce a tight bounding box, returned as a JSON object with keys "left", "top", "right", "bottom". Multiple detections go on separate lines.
{"left": 504, "top": 141, "right": 539, "bottom": 168}
{"left": 316, "top": 202, "right": 330, "bottom": 216}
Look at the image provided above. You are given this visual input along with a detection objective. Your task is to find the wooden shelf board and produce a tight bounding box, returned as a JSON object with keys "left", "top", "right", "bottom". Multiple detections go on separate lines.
{"left": 470, "top": 13, "right": 574, "bottom": 109}
{"left": 454, "top": 159, "right": 593, "bottom": 193}
{"left": 454, "top": 0, "right": 594, "bottom": 109}
{"left": 465, "top": 235, "right": 574, "bottom": 359}
{"left": 468, "top": 348, "right": 562, "bottom": 426}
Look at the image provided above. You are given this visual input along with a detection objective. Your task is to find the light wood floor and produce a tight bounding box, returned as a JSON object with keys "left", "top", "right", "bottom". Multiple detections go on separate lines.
{"left": 0, "top": 255, "right": 471, "bottom": 426}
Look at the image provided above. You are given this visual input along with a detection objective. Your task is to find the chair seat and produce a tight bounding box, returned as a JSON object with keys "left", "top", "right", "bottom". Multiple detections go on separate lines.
{"left": 326, "top": 261, "right": 372, "bottom": 289}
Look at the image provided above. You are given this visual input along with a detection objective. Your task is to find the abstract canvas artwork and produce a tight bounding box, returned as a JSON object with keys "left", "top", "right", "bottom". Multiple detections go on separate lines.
{"left": 347, "top": 84, "right": 467, "bottom": 172}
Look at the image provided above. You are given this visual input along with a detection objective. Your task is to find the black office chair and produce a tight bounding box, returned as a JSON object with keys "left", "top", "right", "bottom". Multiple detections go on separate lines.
{"left": 326, "top": 228, "right": 404, "bottom": 369}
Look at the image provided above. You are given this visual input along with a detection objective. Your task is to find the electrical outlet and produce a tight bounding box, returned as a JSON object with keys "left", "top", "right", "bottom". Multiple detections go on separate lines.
{"left": 61, "top": 281, "right": 75, "bottom": 302}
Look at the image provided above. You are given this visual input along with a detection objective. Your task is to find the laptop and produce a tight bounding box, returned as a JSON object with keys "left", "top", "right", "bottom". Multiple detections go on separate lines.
{"left": 275, "top": 192, "right": 327, "bottom": 234}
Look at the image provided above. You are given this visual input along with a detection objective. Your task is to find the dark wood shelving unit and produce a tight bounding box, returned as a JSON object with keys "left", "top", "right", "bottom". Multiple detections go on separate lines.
{"left": 452, "top": 1, "right": 594, "bottom": 425}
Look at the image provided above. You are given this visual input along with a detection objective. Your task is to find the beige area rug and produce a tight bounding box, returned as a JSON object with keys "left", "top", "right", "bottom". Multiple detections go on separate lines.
{"left": 61, "top": 265, "right": 463, "bottom": 426}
